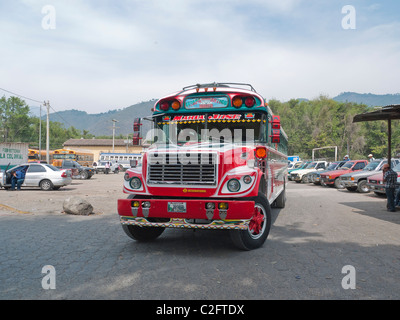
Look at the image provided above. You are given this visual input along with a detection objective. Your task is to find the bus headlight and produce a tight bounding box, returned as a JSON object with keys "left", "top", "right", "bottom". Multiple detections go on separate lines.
{"left": 227, "top": 179, "right": 241, "bottom": 192}
{"left": 129, "top": 177, "right": 142, "bottom": 189}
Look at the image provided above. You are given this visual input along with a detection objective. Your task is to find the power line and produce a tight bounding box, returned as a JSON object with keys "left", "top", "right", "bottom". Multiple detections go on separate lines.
{"left": 0, "top": 86, "right": 78, "bottom": 130}
{"left": 0, "top": 87, "right": 43, "bottom": 104}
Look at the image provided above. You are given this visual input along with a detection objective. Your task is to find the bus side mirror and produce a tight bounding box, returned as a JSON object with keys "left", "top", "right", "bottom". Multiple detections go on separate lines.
{"left": 270, "top": 115, "right": 281, "bottom": 143}
{"left": 270, "top": 129, "right": 280, "bottom": 143}
{"left": 133, "top": 118, "right": 142, "bottom": 132}
{"left": 130, "top": 159, "right": 138, "bottom": 168}
{"left": 270, "top": 116, "right": 281, "bottom": 143}
{"left": 271, "top": 115, "right": 280, "bottom": 129}
{"left": 132, "top": 132, "right": 142, "bottom": 145}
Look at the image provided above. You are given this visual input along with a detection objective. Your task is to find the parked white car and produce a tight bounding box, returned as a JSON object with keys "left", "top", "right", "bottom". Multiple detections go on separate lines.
{"left": 290, "top": 161, "right": 329, "bottom": 183}
{"left": 0, "top": 163, "right": 72, "bottom": 191}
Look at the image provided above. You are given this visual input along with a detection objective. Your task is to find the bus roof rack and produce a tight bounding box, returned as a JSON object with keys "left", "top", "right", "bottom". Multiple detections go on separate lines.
{"left": 182, "top": 82, "right": 257, "bottom": 93}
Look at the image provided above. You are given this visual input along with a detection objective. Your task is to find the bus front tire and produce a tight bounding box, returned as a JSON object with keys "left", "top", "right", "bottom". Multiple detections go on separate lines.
{"left": 122, "top": 225, "right": 165, "bottom": 241}
{"left": 230, "top": 194, "right": 271, "bottom": 250}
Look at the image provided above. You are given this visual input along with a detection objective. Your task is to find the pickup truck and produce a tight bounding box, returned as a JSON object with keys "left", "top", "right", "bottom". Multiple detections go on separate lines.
{"left": 94, "top": 161, "right": 122, "bottom": 174}
{"left": 53, "top": 160, "right": 95, "bottom": 179}
{"left": 290, "top": 161, "right": 328, "bottom": 183}
{"left": 339, "top": 159, "right": 400, "bottom": 193}
{"left": 307, "top": 161, "right": 346, "bottom": 185}
{"left": 288, "top": 161, "right": 311, "bottom": 181}
{"left": 367, "top": 162, "right": 400, "bottom": 196}
{"left": 320, "top": 160, "right": 368, "bottom": 188}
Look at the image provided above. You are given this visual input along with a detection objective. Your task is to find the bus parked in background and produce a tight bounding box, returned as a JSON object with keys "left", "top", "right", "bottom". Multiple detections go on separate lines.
{"left": 28, "top": 149, "right": 53, "bottom": 163}
{"left": 99, "top": 153, "right": 142, "bottom": 170}
{"left": 52, "top": 149, "right": 94, "bottom": 167}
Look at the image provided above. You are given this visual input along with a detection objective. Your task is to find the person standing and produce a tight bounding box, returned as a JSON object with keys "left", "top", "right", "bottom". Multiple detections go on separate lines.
{"left": 382, "top": 164, "right": 398, "bottom": 212}
{"left": 368, "top": 154, "right": 375, "bottom": 162}
{"left": 105, "top": 161, "right": 110, "bottom": 174}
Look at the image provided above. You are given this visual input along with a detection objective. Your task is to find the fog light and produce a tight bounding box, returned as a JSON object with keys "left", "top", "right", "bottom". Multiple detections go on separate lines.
{"left": 132, "top": 201, "right": 140, "bottom": 207}
{"left": 205, "top": 202, "right": 215, "bottom": 209}
{"left": 227, "top": 179, "right": 240, "bottom": 192}
{"left": 218, "top": 202, "right": 228, "bottom": 210}
{"left": 142, "top": 201, "right": 151, "bottom": 208}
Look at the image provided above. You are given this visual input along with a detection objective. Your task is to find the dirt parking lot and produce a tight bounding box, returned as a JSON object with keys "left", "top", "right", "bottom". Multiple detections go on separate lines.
{"left": 0, "top": 172, "right": 126, "bottom": 216}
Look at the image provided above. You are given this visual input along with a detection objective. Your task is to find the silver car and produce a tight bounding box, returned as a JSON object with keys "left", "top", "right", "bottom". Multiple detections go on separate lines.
{"left": 0, "top": 163, "right": 72, "bottom": 191}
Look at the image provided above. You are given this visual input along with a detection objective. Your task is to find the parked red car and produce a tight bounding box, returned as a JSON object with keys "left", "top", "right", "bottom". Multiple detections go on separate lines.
{"left": 320, "top": 160, "right": 368, "bottom": 188}
{"left": 367, "top": 163, "right": 400, "bottom": 195}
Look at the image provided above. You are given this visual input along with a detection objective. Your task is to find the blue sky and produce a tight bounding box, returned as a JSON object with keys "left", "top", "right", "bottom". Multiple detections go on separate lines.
{"left": 1, "top": 0, "right": 399, "bottom": 114}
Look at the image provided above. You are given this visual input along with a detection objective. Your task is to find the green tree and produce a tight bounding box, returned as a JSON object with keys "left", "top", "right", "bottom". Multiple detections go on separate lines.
{"left": 0, "top": 96, "right": 31, "bottom": 142}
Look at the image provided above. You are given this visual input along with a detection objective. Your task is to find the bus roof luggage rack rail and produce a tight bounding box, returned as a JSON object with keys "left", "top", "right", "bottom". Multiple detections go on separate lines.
{"left": 182, "top": 82, "right": 257, "bottom": 93}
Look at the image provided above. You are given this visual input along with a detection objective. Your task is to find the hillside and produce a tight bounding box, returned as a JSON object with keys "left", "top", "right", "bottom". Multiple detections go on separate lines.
{"left": 46, "top": 100, "right": 156, "bottom": 136}
{"left": 333, "top": 92, "right": 400, "bottom": 107}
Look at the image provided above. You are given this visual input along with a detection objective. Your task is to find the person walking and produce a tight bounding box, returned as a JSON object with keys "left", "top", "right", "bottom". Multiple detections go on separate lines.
{"left": 382, "top": 164, "right": 398, "bottom": 212}
{"left": 105, "top": 161, "right": 110, "bottom": 174}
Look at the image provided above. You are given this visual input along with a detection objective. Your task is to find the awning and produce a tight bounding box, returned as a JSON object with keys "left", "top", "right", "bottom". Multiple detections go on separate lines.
{"left": 353, "top": 104, "right": 400, "bottom": 167}
{"left": 353, "top": 104, "right": 400, "bottom": 122}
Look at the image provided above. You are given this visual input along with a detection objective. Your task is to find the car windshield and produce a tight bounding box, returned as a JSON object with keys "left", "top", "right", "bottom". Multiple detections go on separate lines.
{"left": 393, "top": 163, "right": 400, "bottom": 172}
{"left": 341, "top": 161, "right": 354, "bottom": 169}
{"left": 73, "top": 162, "right": 82, "bottom": 168}
{"left": 362, "top": 160, "right": 380, "bottom": 171}
{"left": 326, "top": 163, "right": 338, "bottom": 170}
{"left": 44, "top": 164, "right": 61, "bottom": 171}
{"left": 305, "top": 162, "right": 317, "bottom": 169}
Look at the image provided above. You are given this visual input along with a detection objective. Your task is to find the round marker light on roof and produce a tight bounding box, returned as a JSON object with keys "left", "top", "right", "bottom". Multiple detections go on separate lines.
{"left": 245, "top": 97, "right": 255, "bottom": 107}
{"left": 160, "top": 101, "right": 169, "bottom": 111}
{"left": 171, "top": 100, "right": 181, "bottom": 110}
{"left": 232, "top": 96, "right": 243, "bottom": 108}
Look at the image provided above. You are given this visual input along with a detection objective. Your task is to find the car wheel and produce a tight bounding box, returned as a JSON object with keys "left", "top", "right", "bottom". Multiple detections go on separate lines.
{"left": 40, "top": 179, "right": 53, "bottom": 191}
{"left": 80, "top": 171, "right": 89, "bottom": 179}
{"left": 357, "top": 180, "right": 370, "bottom": 193}
{"left": 334, "top": 178, "right": 344, "bottom": 189}
{"left": 230, "top": 194, "right": 271, "bottom": 250}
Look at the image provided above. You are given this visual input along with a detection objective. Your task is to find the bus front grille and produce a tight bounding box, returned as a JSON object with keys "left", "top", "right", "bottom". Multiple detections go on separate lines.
{"left": 147, "top": 152, "right": 217, "bottom": 185}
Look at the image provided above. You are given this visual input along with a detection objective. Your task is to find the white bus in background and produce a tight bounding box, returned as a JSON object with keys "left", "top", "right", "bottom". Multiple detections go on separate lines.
{"left": 98, "top": 153, "right": 142, "bottom": 170}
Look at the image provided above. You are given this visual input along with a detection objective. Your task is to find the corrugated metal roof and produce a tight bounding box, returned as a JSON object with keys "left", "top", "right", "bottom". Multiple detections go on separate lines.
{"left": 353, "top": 104, "right": 400, "bottom": 122}
{"left": 63, "top": 139, "right": 129, "bottom": 147}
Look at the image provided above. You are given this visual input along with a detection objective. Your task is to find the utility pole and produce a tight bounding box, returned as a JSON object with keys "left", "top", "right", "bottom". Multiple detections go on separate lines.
{"left": 44, "top": 101, "right": 50, "bottom": 163}
{"left": 112, "top": 119, "right": 119, "bottom": 153}
{"left": 39, "top": 104, "right": 42, "bottom": 158}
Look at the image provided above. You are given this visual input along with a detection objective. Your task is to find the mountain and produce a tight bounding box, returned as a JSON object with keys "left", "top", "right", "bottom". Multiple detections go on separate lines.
{"left": 43, "top": 100, "right": 156, "bottom": 136}
{"left": 28, "top": 92, "right": 400, "bottom": 136}
{"left": 333, "top": 92, "right": 400, "bottom": 107}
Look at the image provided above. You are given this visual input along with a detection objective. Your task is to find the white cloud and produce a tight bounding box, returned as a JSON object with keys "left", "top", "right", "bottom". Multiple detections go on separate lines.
{"left": 0, "top": 0, "right": 399, "bottom": 113}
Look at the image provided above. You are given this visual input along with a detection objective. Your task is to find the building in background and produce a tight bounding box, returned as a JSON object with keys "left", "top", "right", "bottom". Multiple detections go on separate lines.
{"left": 63, "top": 139, "right": 142, "bottom": 163}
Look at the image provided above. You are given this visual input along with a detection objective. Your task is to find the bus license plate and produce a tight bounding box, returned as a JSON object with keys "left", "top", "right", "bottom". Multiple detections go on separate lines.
{"left": 168, "top": 202, "right": 187, "bottom": 213}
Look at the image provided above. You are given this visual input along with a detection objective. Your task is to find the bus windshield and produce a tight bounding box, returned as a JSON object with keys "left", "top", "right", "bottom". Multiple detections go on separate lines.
{"left": 154, "top": 112, "right": 267, "bottom": 146}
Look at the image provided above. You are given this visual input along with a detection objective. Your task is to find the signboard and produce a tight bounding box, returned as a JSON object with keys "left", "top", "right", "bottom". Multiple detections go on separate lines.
{"left": 185, "top": 97, "right": 229, "bottom": 109}
{"left": 0, "top": 143, "right": 29, "bottom": 170}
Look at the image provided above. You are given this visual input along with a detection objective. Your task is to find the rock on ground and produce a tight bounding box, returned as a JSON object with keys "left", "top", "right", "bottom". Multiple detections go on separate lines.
{"left": 63, "top": 197, "right": 94, "bottom": 215}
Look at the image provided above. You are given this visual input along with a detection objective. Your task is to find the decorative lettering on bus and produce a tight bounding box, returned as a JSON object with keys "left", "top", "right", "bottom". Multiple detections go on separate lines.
{"left": 170, "top": 114, "right": 242, "bottom": 122}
